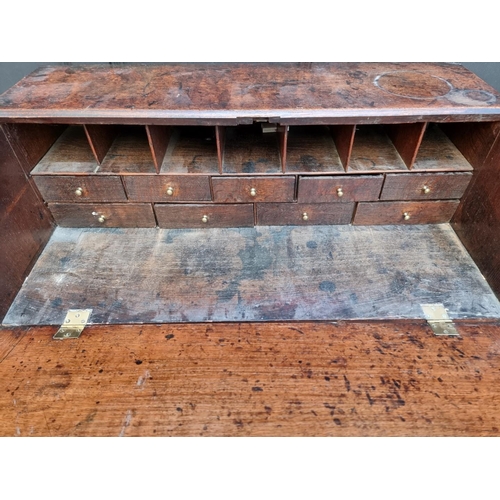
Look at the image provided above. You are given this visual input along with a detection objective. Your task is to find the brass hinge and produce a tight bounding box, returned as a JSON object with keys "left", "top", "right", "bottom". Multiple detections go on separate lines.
{"left": 421, "top": 304, "right": 459, "bottom": 337}
{"left": 53, "top": 309, "right": 92, "bottom": 339}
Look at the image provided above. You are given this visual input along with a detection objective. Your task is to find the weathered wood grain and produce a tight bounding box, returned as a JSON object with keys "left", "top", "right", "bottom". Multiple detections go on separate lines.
{"left": 2, "top": 321, "right": 500, "bottom": 436}
{"left": 4, "top": 225, "right": 500, "bottom": 326}
{"left": 146, "top": 125, "right": 171, "bottom": 172}
{"left": 160, "top": 127, "right": 218, "bottom": 175}
{"left": 349, "top": 126, "right": 407, "bottom": 172}
{"left": 212, "top": 176, "right": 295, "bottom": 203}
{"left": 297, "top": 175, "right": 383, "bottom": 203}
{"left": 286, "top": 126, "right": 344, "bottom": 173}
{"left": 48, "top": 203, "right": 156, "bottom": 228}
{"left": 124, "top": 175, "right": 212, "bottom": 202}
{"left": 256, "top": 203, "right": 354, "bottom": 225}
{"left": 33, "top": 175, "right": 127, "bottom": 203}
{"left": 412, "top": 124, "right": 474, "bottom": 171}
{"left": 380, "top": 173, "right": 472, "bottom": 201}
{"left": 355, "top": 201, "right": 460, "bottom": 225}
{"left": 223, "top": 124, "right": 281, "bottom": 174}
{"left": 31, "top": 126, "right": 98, "bottom": 175}
{"left": 386, "top": 122, "right": 426, "bottom": 169}
{"left": 330, "top": 124, "right": 355, "bottom": 171}
{"left": 155, "top": 204, "right": 254, "bottom": 228}
{"left": 1, "top": 64, "right": 500, "bottom": 124}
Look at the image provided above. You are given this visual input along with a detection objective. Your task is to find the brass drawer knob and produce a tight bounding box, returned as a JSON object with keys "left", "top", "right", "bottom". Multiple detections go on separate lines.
{"left": 422, "top": 185, "right": 431, "bottom": 194}
{"left": 166, "top": 186, "right": 174, "bottom": 196}
{"left": 250, "top": 187, "right": 257, "bottom": 197}
{"left": 75, "top": 187, "right": 84, "bottom": 197}
{"left": 201, "top": 215, "right": 209, "bottom": 223}
{"left": 98, "top": 215, "right": 106, "bottom": 224}
{"left": 403, "top": 212, "right": 411, "bottom": 221}
{"left": 337, "top": 187, "right": 344, "bottom": 197}
{"left": 302, "top": 212, "right": 309, "bottom": 221}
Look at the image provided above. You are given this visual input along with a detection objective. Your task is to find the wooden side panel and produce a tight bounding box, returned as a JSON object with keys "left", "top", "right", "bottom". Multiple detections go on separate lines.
{"left": 355, "top": 201, "right": 459, "bottom": 225}
{"left": 84, "top": 124, "right": 118, "bottom": 165}
{"left": 48, "top": 203, "right": 156, "bottom": 228}
{"left": 452, "top": 127, "right": 500, "bottom": 296}
{"left": 385, "top": 122, "right": 426, "bottom": 169}
{"left": 330, "top": 125, "right": 355, "bottom": 171}
{"left": 146, "top": 125, "right": 171, "bottom": 172}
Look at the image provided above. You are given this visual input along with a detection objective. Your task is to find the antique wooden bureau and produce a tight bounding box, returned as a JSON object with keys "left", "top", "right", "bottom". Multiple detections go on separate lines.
{"left": 1, "top": 63, "right": 500, "bottom": 328}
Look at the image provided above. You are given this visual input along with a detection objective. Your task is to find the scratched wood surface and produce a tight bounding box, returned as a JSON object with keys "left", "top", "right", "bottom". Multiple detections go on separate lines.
{"left": 1, "top": 63, "right": 500, "bottom": 124}
{"left": 4, "top": 224, "right": 500, "bottom": 326}
{"left": 1, "top": 321, "right": 500, "bottom": 436}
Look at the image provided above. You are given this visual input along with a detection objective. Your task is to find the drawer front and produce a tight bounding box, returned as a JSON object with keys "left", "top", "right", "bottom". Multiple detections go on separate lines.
{"left": 380, "top": 172, "right": 472, "bottom": 201}
{"left": 155, "top": 204, "right": 254, "bottom": 228}
{"left": 33, "top": 175, "right": 127, "bottom": 202}
{"left": 212, "top": 176, "right": 295, "bottom": 203}
{"left": 354, "top": 201, "right": 460, "bottom": 225}
{"left": 124, "top": 175, "right": 211, "bottom": 202}
{"left": 257, "top": 203, "right": 354, "bottom": 225}
{"left": 48, "top": 203, "right": 156, "bottom": 227}
{"left": 298, "top": 175, "right": 384, "bottom": 203}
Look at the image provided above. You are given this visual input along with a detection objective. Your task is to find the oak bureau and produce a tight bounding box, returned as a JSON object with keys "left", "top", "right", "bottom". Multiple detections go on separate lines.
{"left": 1, "top": 63, "right": 500, "bottom": 326}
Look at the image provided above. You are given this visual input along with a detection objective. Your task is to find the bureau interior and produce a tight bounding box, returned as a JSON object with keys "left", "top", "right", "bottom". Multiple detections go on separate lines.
{"left": 2, "top": 119, "right": 500, "bottom": 326}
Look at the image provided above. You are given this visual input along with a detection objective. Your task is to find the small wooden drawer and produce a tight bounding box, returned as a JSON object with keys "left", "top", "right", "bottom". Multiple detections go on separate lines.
{"left": 297, "top": 175, "right": 384, "bottom": 203}
{"left": 124, "top": 175, "right": 211, "bottom": 202}
{"left": 48, "top": 203, "right": 156, "bottom": 227}
{"left": 155, "top": 204, "right": 255, "bottom": 228}
{"left": 354, "top": 201, "right": 460, "bottom": 225}
{"left": 212, "top": 176, "right": 295, "bottom": 203}
{"left": 33, "top": 175, "right": 127, "bottom": 203}
{"left": 256, "top": 203, "right": 354, "bottom": 225}
{"left": 380, "top": 172, "right": 472, "bottom": 201}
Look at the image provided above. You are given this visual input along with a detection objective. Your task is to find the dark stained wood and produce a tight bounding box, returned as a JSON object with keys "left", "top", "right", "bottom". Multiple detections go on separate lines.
{"left": 297, "top": 175, "right": 383, "bottom": 203}
{"left": 6, "top": 225, "right": 499, "bottom": 326}
{"left": 2, "top": 64, "right": 500, "bottom": 125}
{"left": 31, "top": 126, "right": 98, "bottom": 175}
{"left": 33, "top": 175, "right": 127, "bottom": 203}
{"left": 413, "top": 124, "right": 474, "bottom": 171}
{"left": 215, "top": 125, "right": 225, "bottom": 174}
{"left": 286, "top": 126, "right": 344, "bottom": 173}
{"left": 354, "top": 201, "right": 460, "bottom": 225}
{"left": 440, "top": 121, "right": 500, "bottom": 168}
{"left": 452, "top": 129, "right": 500, "bottom": 297}
{"left": 124, "top": 175, "right": 211, "bottom": 202}
{"left": 155, "top": 204, "right": 254, "bottom": 228}
{"left": 278, "top": 125, "right": 287, "bottom": 173}
{"left": 256, "top": 203, "right": 354, "bottom": 225}
{"left": 223, "top": 124, "right": 281, "bottom": 174}
{"left": 349, "top": 126, "right": 407, "bottom": 172}
{"left": 160, "top": 127, "right": 219, "bottom": 175}
{"left": 2, "top": 123, "right": 65, "bottom": 174}
{"left": 212, "top": 176, "right": 295, "bottom": 203}
{"left": 385, "top": 122, "right": 426, "bottom": 169}
{"left": 0, "top": 185, "right": 55, "bottom": 320}
{"left": 330, "top": 125, "right": 355, "bottom": 171}
{"left": 380, "top": 173, "right": 472, "bottom": 201}
{"left": 84, "top": 124, "right": 118, "bottom": 165}
{"left": 3, "top": 320, "right": 500, "bottom": 436}
{"left": 98, "top": 126, "right": 156, "bottom": 174}
{"left": 146, "top": 125, "right": 171, "bottom": 173}
{"left": 48, "top": 203, "right": 156, "bottom": 228}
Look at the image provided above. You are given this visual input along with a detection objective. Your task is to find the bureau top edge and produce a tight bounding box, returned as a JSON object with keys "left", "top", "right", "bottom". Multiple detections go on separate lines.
{"left": 1, "top": 63, "right": 500, "bottom": 124}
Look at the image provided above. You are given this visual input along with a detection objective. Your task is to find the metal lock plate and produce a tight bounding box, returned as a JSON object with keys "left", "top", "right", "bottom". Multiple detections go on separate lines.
{"left": 53, "top": 309, "right": 92, "bottom": 339}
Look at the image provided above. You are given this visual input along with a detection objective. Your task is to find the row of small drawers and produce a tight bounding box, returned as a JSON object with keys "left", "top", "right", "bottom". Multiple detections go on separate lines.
{"left": 48, "top": 201, "right": 460, "bottom": 228}
{"left": 33, "top": 172, "right": 472, "bottom": 204}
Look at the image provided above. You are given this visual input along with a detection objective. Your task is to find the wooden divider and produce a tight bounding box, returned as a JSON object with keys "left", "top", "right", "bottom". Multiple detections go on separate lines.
{"left": 84, "top": 125, "right": 118, "bottom": 165}
{"left": 278, "top": 125, "right": 288, "bottom": 173}
{"left": 215, "top": 126, "right": 225, "bottom": 174}
{"left": 330, "top": 125, "right": 355, "bottom": 171}
{"left": 146, "top": 125, "right": 171, "bottom": 173}
{"left": 385, "top": 122, "right": 427, "bottom": 169}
